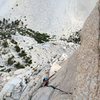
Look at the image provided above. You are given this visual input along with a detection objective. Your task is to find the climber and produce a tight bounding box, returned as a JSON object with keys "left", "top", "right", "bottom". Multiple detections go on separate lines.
{"left": 42, "top": 71, "right": 49, "bottom": 87}
{"left": 41, "top": 70, "right": 57, "bottom": 87}
{"left": 42, "top": 77, "right": 49, "bottom": 87}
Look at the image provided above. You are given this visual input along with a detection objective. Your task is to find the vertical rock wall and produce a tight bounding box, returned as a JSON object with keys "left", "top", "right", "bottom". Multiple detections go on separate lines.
{"left": 74, "top": 1, "right": 100, "bottom": 99}
{"left": 50, "top": 1, "right": 100, "bottom": 100}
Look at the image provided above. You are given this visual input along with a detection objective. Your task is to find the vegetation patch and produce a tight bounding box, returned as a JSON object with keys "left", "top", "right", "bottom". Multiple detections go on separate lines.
{"left": 24, "top": 56, "right": 32, "bottom": 65}
{"left": 7, "top": 56, "right": 15, "bottom": 65}
{"left": 0, "top": 65, "right": 4, "bottom": 68}
{"left": 15, "top": 45, "right": 20, "bottom": 52}
{"left": 11, "top": 39, "right": 17, "bottom": 44}
{"left": 33, "top": 32, "right": 50, "bottom": 43}
{"left": 19, "top": 50, "right": 27, "bottom": 57}
{"left": 14, "top": 62, "right": 25, "bottom": 69}
{"left": 67, "top": 31, "right": 81, "bottom": 44}
{"left": 0, "top": 18, "right": 51, "bottom": 43}
{"left": 2, "top": 40, "right": 9, "bottom": 48}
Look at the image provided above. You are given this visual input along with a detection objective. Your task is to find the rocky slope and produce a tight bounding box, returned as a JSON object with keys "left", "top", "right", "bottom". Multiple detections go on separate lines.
{"left": 0, "top": 38, "right": 79, "bottom": 100}
{"left": 0, "top": 21, "right": 79, "bottom": 100}
{"left": 14, "top": 1, "right": 100, "bottom": 100}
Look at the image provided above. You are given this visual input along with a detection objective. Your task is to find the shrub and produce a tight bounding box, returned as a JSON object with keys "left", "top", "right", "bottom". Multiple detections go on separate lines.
{"left": 14, "top": 62, "right": 25, "bottom": 69}
{"left": 29, "top": 46, "right": 33, "bottom": 50}
{"left": 11, "top": 39, "right": 17, "bottom": 44}
{"left": 15, "top": 45, "right": 20, "bottom": 52}
{"left": 16, "top": 4, "right": 18, "bottom": 6}
{"left": 33, "top": 32, "right": 50, "bottom": 43}
{"left": 2, "top": 40, "right": 8, "bottom": 48}
{"left": 19, "top": 50, "right": 27, "bottom": 57}
{"left": 0, "top": 68, "right": 5, "bottom": 72}
{"left": 7, "top": 56, "right": 14, "bottom": 65}
{"left": 67, "top": 31, "right": 81, "bottom": 44}
{"left": 25, "top": 56, "right": 32, "bottom": 65}
{"left": 0, "top": 65, "right": 4, "bottom": 68}
{"left": 0, "top": 32, "right": 11, "bottom": 39}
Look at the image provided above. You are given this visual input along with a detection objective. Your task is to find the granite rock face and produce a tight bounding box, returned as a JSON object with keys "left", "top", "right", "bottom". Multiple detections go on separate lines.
{"left": 74, "top": 1, "right": 100, "bottom": 99}
{"left": 49, "top": 1, "right": 100, "bottom": 100}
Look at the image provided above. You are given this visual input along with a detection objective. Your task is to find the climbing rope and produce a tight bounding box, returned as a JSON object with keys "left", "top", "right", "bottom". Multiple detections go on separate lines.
{"left": 41, "top": 73, "right": 72, "bottom": 95}
{"left": 47, "top": 85, "right": 72, "bottom": 95}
